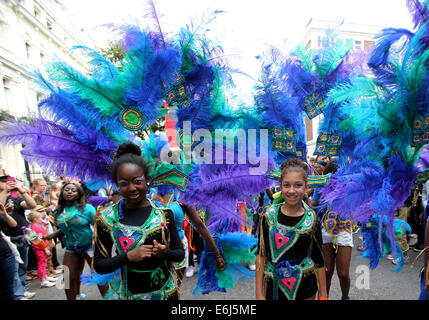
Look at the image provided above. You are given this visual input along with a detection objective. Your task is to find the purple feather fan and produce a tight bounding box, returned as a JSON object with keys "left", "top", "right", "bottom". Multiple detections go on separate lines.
{"left": 319, "top": 161, "right": 378, "bottom": 222}
{"left": 0, "top": 119, "right": 112, "bottom": 182}
{"left": 406, "top": 0, "right": 429, "bottom": 29}
{"left": 181, "top": 159, "right": 274, "bottom": 233}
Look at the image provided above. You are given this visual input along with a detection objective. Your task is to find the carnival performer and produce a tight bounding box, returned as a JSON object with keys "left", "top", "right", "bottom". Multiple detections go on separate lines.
{"left": 92, "top": 142, "right": 185, "bottom": 300}
{"left": 44, "top": 181, "right": 108, "bottom": 300}
{"left": 255, "top": 158, "right": 327, "bottom": 300}
{"left": 422, "top": 216, "right": 429, "bottom": 299}
{"left": 0, "top": 9, "right": 268, "bottom": 296}
{"left": 311, "top": 160, "right": 353, "bottom": 300}
{"left": 152, "top": 188, "right": 226, "bottom": 287}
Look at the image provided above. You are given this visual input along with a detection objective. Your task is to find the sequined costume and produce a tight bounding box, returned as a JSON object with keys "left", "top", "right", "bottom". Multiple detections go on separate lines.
{"left": 93, "top": 199, "right": 184, "bottom": 300}
{"left": 258, "top": 201, "right": 324, "bottom": 300}
{"left": 321, "top": 210, "right": 354, "bottom": 249}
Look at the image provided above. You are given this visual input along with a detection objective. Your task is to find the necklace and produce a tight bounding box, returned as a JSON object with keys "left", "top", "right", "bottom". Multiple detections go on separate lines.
{"left": 62, "top": 206, "right": 77, "bottom": 227}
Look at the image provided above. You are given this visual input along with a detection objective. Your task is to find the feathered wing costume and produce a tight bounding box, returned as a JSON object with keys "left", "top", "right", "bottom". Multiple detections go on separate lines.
{"left": 283, "top": 27, "right": 372, "bottom": 165}
{"left": 162, "top": 13, "right": 276, "bottom": 295}
{"left": 0, "top": 25, "right": 182, "bottom": 186}
{"left": 253, "top": 16, "right": 426, "bottom": 275}
{"left": 254, "top": 47, "right": 307, "bottom": 166}
{"left": 0, "top": 4, "right": 274, "bottom": 297}
{"left": 319, "top": 1, "right": 429, "bottom": 272}
{"left": 253, "top": 27, "right": 368, "bottom": 177}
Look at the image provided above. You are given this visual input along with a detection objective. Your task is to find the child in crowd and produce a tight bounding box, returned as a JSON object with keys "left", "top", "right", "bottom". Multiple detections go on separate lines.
{"left": 35, "top": 205, "right": 61, "bottom": 277}
{"left": 49, "top": 183, "right": 60, "bottom": 208}
{"left": 27, "top": 210, "right": 56, "bottom": 288}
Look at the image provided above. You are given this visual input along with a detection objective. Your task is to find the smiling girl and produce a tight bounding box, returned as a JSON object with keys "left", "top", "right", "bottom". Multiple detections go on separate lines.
{"left": 44, "top": 181, "right": 108, "bottom": 300}
{"left": 255, "top": 158, "right": 327, "bottom": 300}
{"left": 92, "top": 142, "right": 185, "bottom": 300}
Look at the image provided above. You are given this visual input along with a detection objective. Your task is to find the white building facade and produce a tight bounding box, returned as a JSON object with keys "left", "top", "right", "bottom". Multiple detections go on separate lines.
{"left": 0, "top": 0, "right": 94, "bottom": 185}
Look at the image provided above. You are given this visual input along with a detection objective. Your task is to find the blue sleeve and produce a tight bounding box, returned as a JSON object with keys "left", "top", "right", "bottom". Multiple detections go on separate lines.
{"left": 312, "top": 188, "right": 321, "bottom": 202}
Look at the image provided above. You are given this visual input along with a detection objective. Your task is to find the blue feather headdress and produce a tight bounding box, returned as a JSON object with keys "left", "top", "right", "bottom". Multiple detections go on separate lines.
{"left": 0, "top": 23, "right": 189, "bottom": 183}
{"left": 318, "top": 3, "right": 429, "bottom": 262}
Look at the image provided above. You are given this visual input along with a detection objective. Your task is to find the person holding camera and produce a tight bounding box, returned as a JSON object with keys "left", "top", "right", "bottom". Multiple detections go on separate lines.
{"left": 0, "top": 174, "right": 37, "bottom": 299}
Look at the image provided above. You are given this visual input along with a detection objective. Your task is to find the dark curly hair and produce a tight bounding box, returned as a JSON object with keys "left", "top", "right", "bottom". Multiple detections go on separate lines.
{"left": 323, "top": 159, "right": 338, "bottom": 175}
{"left": 56, "top": 182, "right": 87, "bottom": 214}
{"left": 111, "top": 142, "right": 151, "bottom": 184}
{"left": 280, "top": 158, "right": 308, "bottom": 181}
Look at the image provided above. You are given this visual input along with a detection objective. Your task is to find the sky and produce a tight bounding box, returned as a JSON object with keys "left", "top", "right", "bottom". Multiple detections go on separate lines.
{"left": 60, "top": 0, "right": 415, "bottom": 103}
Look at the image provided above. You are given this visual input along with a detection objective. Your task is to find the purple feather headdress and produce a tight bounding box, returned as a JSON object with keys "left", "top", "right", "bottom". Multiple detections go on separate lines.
{"left": 0, "top": 119, "right": 113, "bottom": 183}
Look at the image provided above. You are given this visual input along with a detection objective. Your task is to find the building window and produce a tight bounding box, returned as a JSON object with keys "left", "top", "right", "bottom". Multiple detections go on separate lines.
{"left": 47, "top": 19, "right": 53, "bottom": 31}
{"left": 25, "top": 42, "right": 31, "bottom": 60}
{"left": 355, "top": 40, "right": 362, "bottom": 50}
{"left": 3, "top": 79, "right": 12, "bottom": 112}
{"left": 345, "top": 38, "right": 354, "bottom": 49}
{"left": 36, "top": 92, "right": 45, "bottom": 103}
{"left": 364, "top": 40, "right": 374, "bottom": 51}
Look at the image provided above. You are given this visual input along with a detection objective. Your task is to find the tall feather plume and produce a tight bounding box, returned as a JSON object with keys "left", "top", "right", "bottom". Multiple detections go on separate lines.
{"left": 31, "top": 70, "right": 131, "bottom": 144}
{"left": 406, "top": 0, "right": 429, "bottom": 29}
{"left": 39, "top": 89, "right": 131, "bottom": 145}
{"left": 312, "top": 27, "right": 352, "bottom": 79}
{"left": 143, "top": 0, "right": 167, "bottom": 49}
{"left": 70, "top": 45, "right": 120, "bottom": 83}
{"left": 124, "top": 48, "right": 182, "bottom": 127}
{"left": 45, "top": 60, "right": 124, "bottom": 117}
{"left": 319, "top": 14, "right": 429, "bottom": 257}
{"left": 172, "top": 10, "right": 232, "bottom": 133}
{"left": 254, "top": 57, "right": 306, "bottom": 165}
{"left": 367, "top": 28, "right": 414, "bottom": 69}
{"left": 0, "top": 120, "right": 112, "bottom": 182}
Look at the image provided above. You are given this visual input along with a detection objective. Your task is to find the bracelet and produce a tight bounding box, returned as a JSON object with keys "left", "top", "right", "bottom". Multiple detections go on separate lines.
{"left": 20, "top": 191, "right": 27, "bottom": 195}
{"left": 318, "top": 296, "right": 328, "bottom": 300}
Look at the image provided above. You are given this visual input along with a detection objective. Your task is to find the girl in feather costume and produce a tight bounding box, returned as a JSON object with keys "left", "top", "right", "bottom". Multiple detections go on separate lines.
{"left": 0, "top": 2, "right": 274, "bottom": 297}
{"left": 156, "top": 9, "right": 277, "bottom": 296}
{"left": 139, "top": 133, "right": 227, "bottom": 290}
{"left": 255, "top": 158, "right": 327, "bottom": 300}
{"left": 318, "top": 0, "right": 429, "bottom": 274}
